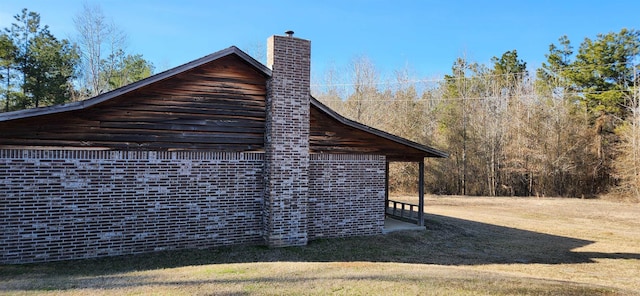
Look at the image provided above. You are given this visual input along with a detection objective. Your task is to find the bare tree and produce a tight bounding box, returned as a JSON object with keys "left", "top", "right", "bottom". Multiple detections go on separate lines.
{"left": 73, "top": 2, "right": 127, "bottom": 97}
{"left": 344, "top": 55, "right": 383, "bottom": 124}
{"left": 313, "top": 62, "right": 346, "bottom": 113}
{"left": 613, "top": 74, "right": 640, "bottom": 201}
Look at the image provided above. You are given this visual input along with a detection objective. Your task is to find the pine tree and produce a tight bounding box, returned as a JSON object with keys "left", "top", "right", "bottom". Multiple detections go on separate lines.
{"left": 3, "top": 9, "right": 79, "bottom": 110}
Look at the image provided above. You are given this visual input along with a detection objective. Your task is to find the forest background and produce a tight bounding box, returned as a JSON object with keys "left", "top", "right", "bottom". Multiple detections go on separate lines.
{"left": 2, "top": 6, "right": 639, "bottom": 201}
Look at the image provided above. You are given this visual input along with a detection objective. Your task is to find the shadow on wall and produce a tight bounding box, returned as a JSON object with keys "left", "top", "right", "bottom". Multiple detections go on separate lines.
{"left": 2, "top": 213, "right": 639, "bottom": 276}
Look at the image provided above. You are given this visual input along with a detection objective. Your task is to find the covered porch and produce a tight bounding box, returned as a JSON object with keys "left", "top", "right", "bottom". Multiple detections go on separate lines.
{"left": 384, "top": 160, "right": 428, "bottom": 230}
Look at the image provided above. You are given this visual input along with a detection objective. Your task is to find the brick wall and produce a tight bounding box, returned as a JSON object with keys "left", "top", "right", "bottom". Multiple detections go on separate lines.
{"left": 0, "top": 150, "right": 264, "bottom": 264}
{"left": 308, "top": 154, "right": 386, "bottom": 239}
{"left": 264, "top": 34, "right": 311, "bottom": 247}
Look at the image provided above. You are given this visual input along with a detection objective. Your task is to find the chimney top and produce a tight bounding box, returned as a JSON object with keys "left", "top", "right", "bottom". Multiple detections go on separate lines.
{"left": 285, "top": 30, "right": 294, "bottom": 37}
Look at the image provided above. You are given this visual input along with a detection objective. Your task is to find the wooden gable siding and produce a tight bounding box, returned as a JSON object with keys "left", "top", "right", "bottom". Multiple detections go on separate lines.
{"left": 309, "top": 106, "right": 427, "bottom": 161}
{"left": 0, "top": 55, "right": 267, "bottom": 151}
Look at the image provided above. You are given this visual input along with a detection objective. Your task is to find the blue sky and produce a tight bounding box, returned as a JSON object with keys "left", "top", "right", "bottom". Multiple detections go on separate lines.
{"left": 1, "top": 0, "right": 639, "bottom": 84}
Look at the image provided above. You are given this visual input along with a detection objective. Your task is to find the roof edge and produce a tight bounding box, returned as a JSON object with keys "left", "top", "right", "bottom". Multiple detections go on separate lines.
{"left": 0, "top": 46, "right": 271, "bottom": 122}
{"left": 310, "top": 96, "right": 449, "bottom": 158}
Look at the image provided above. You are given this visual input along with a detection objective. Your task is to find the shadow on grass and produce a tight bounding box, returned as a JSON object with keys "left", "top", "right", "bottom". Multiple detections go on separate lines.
{"left": 1, "top": 213, "right": 638, "bottom": 278}
{"left": 0, "top": 271, "right": 619, "bottom": 296}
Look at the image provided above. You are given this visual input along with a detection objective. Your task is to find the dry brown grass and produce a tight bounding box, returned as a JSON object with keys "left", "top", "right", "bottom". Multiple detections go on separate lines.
{"left": 1, "top": 196, "right": 639, "bottom": 295}
{"left": 399, "top": 195, "right": 640, "bottom": 293}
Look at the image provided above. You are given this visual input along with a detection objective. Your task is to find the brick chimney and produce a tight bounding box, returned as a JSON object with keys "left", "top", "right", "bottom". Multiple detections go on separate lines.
{"left": 263, "top": 32, "right": 311, "bottom": 247}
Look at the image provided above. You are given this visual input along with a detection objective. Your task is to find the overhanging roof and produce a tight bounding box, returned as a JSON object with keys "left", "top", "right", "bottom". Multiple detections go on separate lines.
{"left": 310, "top": 97, "right": 448, "bottom": 159}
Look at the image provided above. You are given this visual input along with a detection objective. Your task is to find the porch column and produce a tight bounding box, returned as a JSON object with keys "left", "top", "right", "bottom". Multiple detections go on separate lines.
{"left": 418, "top": 159, "right": 425, "bottom": 226}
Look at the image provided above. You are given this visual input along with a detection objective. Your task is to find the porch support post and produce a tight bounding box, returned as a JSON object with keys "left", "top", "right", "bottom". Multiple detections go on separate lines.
{"left": 385, "top": 161, "right": 389, "bottom": 216}
{"left": 418, "top": 159, "right": 425, "bottom": 226}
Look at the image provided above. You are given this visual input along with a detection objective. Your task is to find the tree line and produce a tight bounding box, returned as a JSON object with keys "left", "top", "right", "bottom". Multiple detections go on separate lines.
{"left": 0, "top": 5, "right": 154, "bottom": 112}
{"left": 313, "top": 28, "right": 640, "bottom": 201}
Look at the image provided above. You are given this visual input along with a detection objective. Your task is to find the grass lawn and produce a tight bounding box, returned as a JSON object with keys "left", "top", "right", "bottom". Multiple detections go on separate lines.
{"left": 1, "top": 196, "right": 639, "bottom": 295}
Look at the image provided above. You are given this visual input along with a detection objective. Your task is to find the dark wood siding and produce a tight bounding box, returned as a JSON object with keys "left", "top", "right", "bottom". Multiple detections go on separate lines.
{"left": 310, "top": 106, "right": 427, "bottom": 161}
{"left": 0, "top": 55, "right": 267, "bottom": 152}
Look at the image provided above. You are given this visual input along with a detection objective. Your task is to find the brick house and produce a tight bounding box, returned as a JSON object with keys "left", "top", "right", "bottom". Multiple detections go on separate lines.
{"left": 0, "top": 33, "right": 446, "bottom": 264}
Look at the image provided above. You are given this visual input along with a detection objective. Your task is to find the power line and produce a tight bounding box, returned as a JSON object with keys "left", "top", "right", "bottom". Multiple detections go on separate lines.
{"left": 311, "top": 61, "right": 639, "bottom": 88}
{"left": 314, "top": 89, "right": 634, "bottom": 103}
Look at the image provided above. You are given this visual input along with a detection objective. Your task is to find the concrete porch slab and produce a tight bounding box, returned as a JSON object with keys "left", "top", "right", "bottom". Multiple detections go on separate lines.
{"left": 383, "top": 217, "right": 426, "bottom": 234}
